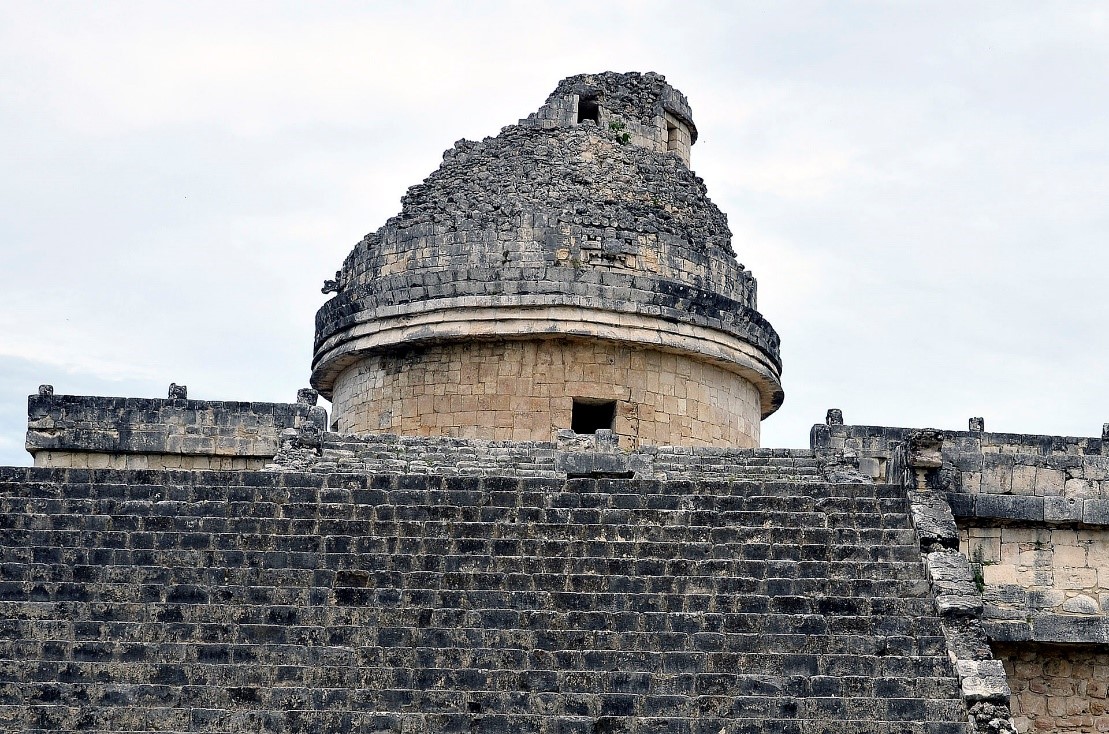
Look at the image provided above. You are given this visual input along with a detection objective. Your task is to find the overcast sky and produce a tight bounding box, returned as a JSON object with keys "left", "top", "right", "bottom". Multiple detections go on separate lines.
{"left": 2, "top": 1, "right": 1108, "bottom": 465}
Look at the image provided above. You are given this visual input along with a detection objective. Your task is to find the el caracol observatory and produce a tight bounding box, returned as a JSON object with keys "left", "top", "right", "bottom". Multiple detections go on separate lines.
{"left": 311, "top": 71, "right": 783, "bottom": 449}
{"left": 14, "top": 71, "right": 1109, "bottom": 734}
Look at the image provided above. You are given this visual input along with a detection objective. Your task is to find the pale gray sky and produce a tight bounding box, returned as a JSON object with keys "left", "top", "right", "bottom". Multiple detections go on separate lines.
{"left": 2, "top": 1, "right": 1108, "bottom": 465}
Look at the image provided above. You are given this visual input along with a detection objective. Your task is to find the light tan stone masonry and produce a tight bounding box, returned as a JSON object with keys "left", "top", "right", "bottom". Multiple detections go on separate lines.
{"left": 33, "top": 451, "right": 265, "bottom": 470}
{"left": 331, "top": 338, "right": 762, "bottom": 448}
{"left": 995, "top": 643, "right": 1109, "bottom": 733}
{"left": 962, "top": 527, "right": 1109, "bottom": 615}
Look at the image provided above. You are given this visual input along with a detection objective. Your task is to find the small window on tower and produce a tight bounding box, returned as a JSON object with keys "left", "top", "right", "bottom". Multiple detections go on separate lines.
{"left": 577, "top": 96, "right": 600, "bottom": 124}
{"left": 571, "top": 398, "right": 616, "bottom": 434}
{"left": 667, "top": 121, "right": 680, "bottom": 151}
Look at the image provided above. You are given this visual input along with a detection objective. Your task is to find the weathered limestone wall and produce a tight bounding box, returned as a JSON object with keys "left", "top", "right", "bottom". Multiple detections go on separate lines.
{"left": 963, "top": 527, "right": 1109, "bottom": 616}
{"left": 331, "top": 339, "right": 762, "bottom": 448}
{"left": 31, "top": 450, "right": 264, "bottom": 470}
{"left": 26, "top": 391, "right": 327, "bottom": 468}
{"left": 811, "top": 423, "right": 1108, "bottom": 489}
{"left": 995, "top": 643, "right": 1109, "bottom": 733}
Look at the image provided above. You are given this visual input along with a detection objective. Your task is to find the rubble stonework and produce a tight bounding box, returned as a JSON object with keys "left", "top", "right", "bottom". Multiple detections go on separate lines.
{"left": 312, "top": 72, "right": 783, "bottom": 447}
{"left": 996, "top": 643, "right": 1109, "bottom": 732}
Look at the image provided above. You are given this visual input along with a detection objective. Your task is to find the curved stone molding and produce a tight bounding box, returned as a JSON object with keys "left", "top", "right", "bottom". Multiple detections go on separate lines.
{"left": 314, "top": 304, "right": 783, "bottom": 418}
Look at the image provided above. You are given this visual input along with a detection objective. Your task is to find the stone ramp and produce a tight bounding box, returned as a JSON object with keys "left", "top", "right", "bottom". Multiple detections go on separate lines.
{"left": 0, "top": 467, "right": 968, "bottom": 733}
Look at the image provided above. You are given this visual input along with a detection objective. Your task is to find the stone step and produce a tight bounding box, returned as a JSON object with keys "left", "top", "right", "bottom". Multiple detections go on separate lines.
{"left": 2, "top": 497, "right": 914, "bottom": 523}
{"left": 0, "top": 604, "right": 941, "bottom": 632}
{"left": 0, "top": 582, "right": 940, "bottom": 614}
{"left": 2, "top": 621, "right": 946, "bottom": 651}
{"left": 2, "top": 517, "right": 918, "bottom": 542}
{"left": 1, "top": 543, "right": 926, "bottom": 569}
{"left": 0, "top": 663, "right": 961, "bottom": 698}
{"left": 3, "top": 601, "right": 943, "bottom": 632}
{"left": 0, "top": 680, "right": 967, "bottom": 716}
{"left": 0, "top": 468, "right": 898, "bottom": 500}
{"left": 0, "top": 634, "right": 953, "bottom": 665}
{"left": 0, "top": 707, "right": 972, "bottom": 734}
{"left": 0, "top": 487, "right": 907, "bottom": 514}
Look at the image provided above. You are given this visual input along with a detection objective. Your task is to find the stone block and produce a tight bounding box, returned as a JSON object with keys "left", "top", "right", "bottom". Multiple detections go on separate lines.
{"left": 1028, "top": 589, "right": 1066, "bottom": 609}
{"left": 983, "top": 564, "right": 1019, "bottom": 586}
{"left": 975, "top": 494, "right": 1044, "bottom": 522}
{"left": 1066, "top": 477, "right": 1099, "bottom": 499}
{"left": 1083, "top": 500, "right": 1109, "bottom": 525}
{"left": 1052, "top": 544, "right": 1087, "bottom": 568}
{"left": 858, "top": 456, "right": 881, "bottom": 479}
{"left": 984, "top": 619, "right": 1032, "bottom": 642}
{"left": 1010, "top": 463, "right": 1039, "bottom": 495}
{"left": 1044, "top": 496, "right": 1083, "bottom": 523}
{"left": 970, "top": 536, "right": 1002, "bottom": 564}
{"left": 1017, "top": 549, "right": 1054, "bottom": 570}
{"left": 947, "top": 492, "right": 974, "bottom": 517}
{"left": 1031, "top": 613, "right": 1109, "bottom": 643}
{"left": 910, "top": 492, "right": 959, "bottom": 546}
{"left": 1061, "top": 594, "right": 1099, "bottom": 614}
{"left": 956, "top": 659, "right": 1011, "bottom": 703}
{"left": 1035, "top": 467, "right": 1066, "bottom": 496}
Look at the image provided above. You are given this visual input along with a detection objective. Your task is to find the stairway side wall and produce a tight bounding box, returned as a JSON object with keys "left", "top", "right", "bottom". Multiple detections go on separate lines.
{"left": 816, "top": 422, "right": 1109, "bottom": 734}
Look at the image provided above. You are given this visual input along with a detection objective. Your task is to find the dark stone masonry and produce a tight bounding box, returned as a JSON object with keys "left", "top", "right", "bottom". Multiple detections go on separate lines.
{"left": 3, "top": 71, "right": 1107, "bottom": 733}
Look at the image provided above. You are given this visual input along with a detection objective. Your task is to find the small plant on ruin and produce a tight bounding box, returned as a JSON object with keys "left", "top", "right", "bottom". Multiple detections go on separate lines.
{"left": 972, "top": 565, "right": 985, "bottom": 593}
{"left": 609, "top": 121, "right": 631, "bottom": 145}
{"left": 971, "top": 546, "right": 986, "bottom": 592}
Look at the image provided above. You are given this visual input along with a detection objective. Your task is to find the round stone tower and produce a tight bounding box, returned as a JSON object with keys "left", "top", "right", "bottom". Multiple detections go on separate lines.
{"left": 312, "top": 71, "right": 783, "bottom": 448}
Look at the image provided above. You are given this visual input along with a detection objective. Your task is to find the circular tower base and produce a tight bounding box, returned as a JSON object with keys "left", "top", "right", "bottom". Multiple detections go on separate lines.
{"left": 331, "top": 338, "right": 763, "bottom": 449}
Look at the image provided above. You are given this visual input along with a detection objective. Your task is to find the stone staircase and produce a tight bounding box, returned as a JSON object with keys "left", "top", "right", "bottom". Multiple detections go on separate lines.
{"left": 643, "top": 448, "right": 825, "bottom": 482}
{"left": 0, "top": 466, "right": 969, "bottom": 733}
{"left": 276, "top": 432, "right": 829, "bottom": 483}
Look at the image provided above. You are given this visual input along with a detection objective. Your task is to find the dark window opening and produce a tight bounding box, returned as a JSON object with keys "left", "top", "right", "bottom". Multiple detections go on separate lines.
{"left": 667, "top": 122, "right": 680, "bottom": 151}
{"left": 571, "top": 399, "right": 616, "bottom": 434}
{"left": 577, "top": 96, "right": 600, "bottom": 124}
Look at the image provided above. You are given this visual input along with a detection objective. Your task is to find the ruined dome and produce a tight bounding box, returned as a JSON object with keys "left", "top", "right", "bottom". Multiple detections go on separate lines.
{"left": 312, "top": 71, "right": 783, "bottom": 447}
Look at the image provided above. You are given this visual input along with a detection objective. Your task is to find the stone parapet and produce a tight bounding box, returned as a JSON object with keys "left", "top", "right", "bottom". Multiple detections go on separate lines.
{"left": 811, "top": 422, "right": 1109, "bottom": 494}
{"left": 884, "top": 426, "right": 1109, "bottom": 733}
{"left": 26, "top": 392, "right": 327, "bottom": 468}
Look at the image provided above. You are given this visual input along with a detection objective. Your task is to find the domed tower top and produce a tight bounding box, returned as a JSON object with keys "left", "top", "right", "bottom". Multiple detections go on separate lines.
{"left": 523, "top": 71, "right": 697, "bottom": 166}
{"left": 312, "top": 71, "right": 783, "bottom": 448}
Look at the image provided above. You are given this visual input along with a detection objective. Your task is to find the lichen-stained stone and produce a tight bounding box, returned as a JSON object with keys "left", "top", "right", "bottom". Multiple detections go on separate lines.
{"left": 0, "top": 466, "right": 971, "bottom": 733}
{"left": 312, "top": 72, "right": 783, "bottom": 446}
